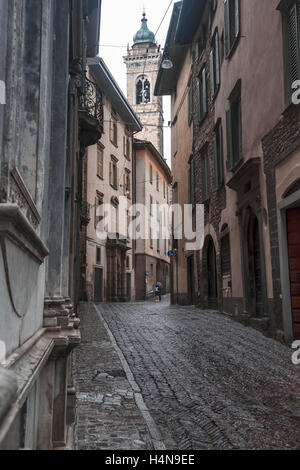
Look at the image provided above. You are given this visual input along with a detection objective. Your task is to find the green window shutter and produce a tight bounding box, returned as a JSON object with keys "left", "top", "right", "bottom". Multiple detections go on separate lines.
{"left": 215, "top": 31, "right": 220, "bottom": 87}
{"left": 224, "top": 0, "right": 230, "bottom": 57}
{"left": 226, "top": 108, "right": 233, "bottom": 170}
{"left": 188, "top": 86, "right": 193, "bottom": 124}
{"left": 238, "top": 97, "right": 243, "bottom": 160}
{"left": 191, "top": 159, "right": 195, "bottom": 204}
{"left": 188, "top": 166, "right": 192, "bottom": 204}
{"left": 214, "top": 133, "right": 219, "bottom": 189}
{"left": 235, "top": 0, "right": 240, "bottom": 39}
{"left": 202, "top": 67, "right": 207, "bottom": 115}
{"left": 197, "top": 80, "right": 201, "bottom": 122}
{"left": 210, "top": 50, "right": 215, "bottom": 98}
{"left": 219, "top": 123, "right": 224, "bottom": 184}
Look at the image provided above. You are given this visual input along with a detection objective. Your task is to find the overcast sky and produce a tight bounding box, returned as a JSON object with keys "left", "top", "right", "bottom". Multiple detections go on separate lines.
{"left": 99, "top": 0, "right": 174, "bottom": 163}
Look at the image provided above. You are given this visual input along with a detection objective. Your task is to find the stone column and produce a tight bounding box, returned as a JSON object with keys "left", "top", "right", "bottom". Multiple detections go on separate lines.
{"left": 37, "top": 358, "right": 55, "bottom": 450}
{"left": 52, "top": 354, "right": 68, "bottom": 448}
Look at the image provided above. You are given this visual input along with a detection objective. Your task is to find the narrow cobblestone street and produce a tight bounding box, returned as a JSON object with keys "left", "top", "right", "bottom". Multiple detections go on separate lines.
{"left": 74, "top": 299, "right": 300, "bottom": 450}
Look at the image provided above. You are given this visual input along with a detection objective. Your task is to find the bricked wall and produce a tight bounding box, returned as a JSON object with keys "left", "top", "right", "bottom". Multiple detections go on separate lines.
{"left": 262, "top": 104, "right": 300, "bottom": 332}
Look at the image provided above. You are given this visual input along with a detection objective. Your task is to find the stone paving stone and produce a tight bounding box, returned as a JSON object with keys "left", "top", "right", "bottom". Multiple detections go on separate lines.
{"left": 73, "top": 303, "right": 154, "bottom": 450}
{"left": 95, "top": 298, "right": 300, "bottom": 450}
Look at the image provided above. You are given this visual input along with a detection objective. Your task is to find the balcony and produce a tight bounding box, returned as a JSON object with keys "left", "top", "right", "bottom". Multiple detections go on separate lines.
{"left": 79, "top": 77, "right": 104, "bottom": 147}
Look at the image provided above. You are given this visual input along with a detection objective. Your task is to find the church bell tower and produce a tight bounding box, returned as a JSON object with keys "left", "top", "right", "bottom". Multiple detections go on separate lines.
{"left": 124, "top": 13, "right": 164, "bottom": 155}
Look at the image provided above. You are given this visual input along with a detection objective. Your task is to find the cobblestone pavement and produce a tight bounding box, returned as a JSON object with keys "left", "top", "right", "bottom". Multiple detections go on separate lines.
{"left": 73, "top": 303, "right": 155, "bottom": 450}
{"left": 93, "top": 299, "right": 300, "bottom": 450}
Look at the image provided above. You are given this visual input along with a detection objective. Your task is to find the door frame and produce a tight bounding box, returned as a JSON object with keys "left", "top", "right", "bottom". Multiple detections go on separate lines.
{"left": 278, "top": 189, "right": 300, "bottom": 343}
{"left": 187, "top": 255, "right": 194, "bottom": 305}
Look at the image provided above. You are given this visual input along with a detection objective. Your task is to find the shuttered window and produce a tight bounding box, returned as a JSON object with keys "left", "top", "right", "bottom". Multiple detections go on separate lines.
{"left": 97, "top": 145, "right": 104, "bottom": 179}
{"left": 201, "top": 148, "right": 210, "bottom": 202}
{"left": 221, "top": 233, "right": 231, "bottom": 275}
{"left": 280, "top": 1, "right": 300, "bottom": 102}
{"left": 188, "top": 157, "right": 195, "bottom": 205}
{"left": 197, "top": 66, "right": 208, "bottom": 123}
{"left": 210, "top": 30, "right": 220, "bottom": 99}
{"left": 188, "top": 86, "right": 193, "bottom": 125}
{"left": 224, "top": 0, "right": 240, "bottom": 58}
{"left": 214, "top": 120, "right": 224, "bottom": 189}
{"left": 226, "top": 82, "right": 242, "bottom": 171}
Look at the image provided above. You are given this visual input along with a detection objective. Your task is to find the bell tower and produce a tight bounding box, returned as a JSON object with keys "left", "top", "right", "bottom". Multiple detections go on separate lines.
{"left": 124, "top": 13, "right": 164, "bottom": 155}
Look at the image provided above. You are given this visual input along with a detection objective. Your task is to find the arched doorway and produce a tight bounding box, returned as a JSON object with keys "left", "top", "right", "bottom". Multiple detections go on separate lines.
{"left": 207, "top": 237, "right": 218, "bottom": 309}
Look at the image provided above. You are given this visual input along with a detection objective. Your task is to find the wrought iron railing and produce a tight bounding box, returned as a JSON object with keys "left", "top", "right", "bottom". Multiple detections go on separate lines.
{"left": 80, "top": 77, "right": 103, "bottom": 127}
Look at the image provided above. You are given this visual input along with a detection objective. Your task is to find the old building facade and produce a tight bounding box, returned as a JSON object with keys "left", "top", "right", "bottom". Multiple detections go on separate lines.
{"left": 134, "top": 139, "right": 172, "bottom": 300}
{"left": 80, "top": 58, "right": 142, "bottom": 303}
{"left": 0, "top": 0, "right": 103, "bottom": 449}
{"left": 156, "top": 0, "right": 300, "bottom": 343}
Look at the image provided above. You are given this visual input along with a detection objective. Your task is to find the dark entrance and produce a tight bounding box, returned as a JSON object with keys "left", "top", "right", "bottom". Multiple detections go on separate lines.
{"left": 207, "top": 238, "right": 218, "bottom": 309}
{"left": 94, "top": 267, "right": 103, "bottom": 302}
{"left": 187, "top": 256, "right": 194, "bottom": 305}
{"left": 287, "top": 207, "right": 300, "bottom": 339}
{"left": 127, "top": 273, "right": 131, "bottom": 302}
{"left": 247, "top": 215, "right": 263, "bottom": 316}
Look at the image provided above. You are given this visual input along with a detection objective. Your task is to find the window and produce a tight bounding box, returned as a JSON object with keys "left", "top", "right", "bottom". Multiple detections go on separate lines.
{"left": 208, "top": 0, "right": 218, "bottom": 29}
{"left": 97, "top": 144, "right": 104, "bottom": 179}
{"left": 124, "top": 135, "right": 131, "bottom": 160}
{"left": 150, "top": 228, "right": 153, "bottom": 249}
{"left": 226, "top": 81, "right": 242, "bottom": 171}
{"left": 136, "top": 76, "right": 151, "bottom": 104}
{"left": 279, "top": 0, "right": 300, "bottom": 103}
{"left": 221, "top": 233, "right": 231, "bottom": 276}
{"left": 110, "top": 118, "right": 118, "bottom": 147}
{"left": 124, "top": 170, "right": 131, "bottom": 198}
{"left": 188, "top": 156, "right": 195, "bottom": 205}
{"left": 201, "top": 147, "right": 210, "bottom": 202}
{"left": 224, "top": 0, "right": 240, "bottom": 58}
{"left": 126, "top": 256, "right": 130, "bottom": 269}
{"left": 110, "top": 157, "right": 118, "bottom": 189}
{"left": 210, "top": 29, "right": 220, "bottom": 99}
{"left": 214, "top": 119, "right": 224, "bottom": 188}
{"left": 173, "top": 118, "right": 178, "bottom": 156}
{"left": 150, "top": 195, "right": 153, "bottom": 216}
{"left": 96, "top": 247, "right": 101, "bottom": 265}
{"left": 195, "top": 25, "right": 207, "bottom": 61}
{"left": 188, "top": 84, "right": 193, "bottom": 124}
{"left": 150, "top": 164, "right": 153, "bottom": 184}
{"left": 95, "top": 193, "right": 103, "bottom": 229}
{"left": 197, "top": 66, "right": 208, "bottom": 123}
{"left": 156, "top": 173, "right": 159, "bottom": 191}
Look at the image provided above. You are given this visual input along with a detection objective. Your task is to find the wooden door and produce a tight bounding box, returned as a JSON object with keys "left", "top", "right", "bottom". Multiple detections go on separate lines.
{"left": 94, "top": 267, "right": 103, "bottom": 303}
{"left": 207, "top": 239, "right": 218, "bottom": 309}
{"left": 287, "top": 207, "right": 300, "bottom": 340}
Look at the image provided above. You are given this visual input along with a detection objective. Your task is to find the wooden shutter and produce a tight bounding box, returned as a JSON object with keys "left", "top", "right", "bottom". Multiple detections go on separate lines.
{"left": 235, "top": 0, "right": 240, "bottom": 39}
{"left": 221, "top": 234, "right": 231, "bottom": 275}
{"left": 202, "top": 67, "right": 207, "bottom": 115}
{"left": 123, "top": 136, "right": 127, "bottom": 157}
{"left": 110, "top": 120, "right": 114, "bottom": 142}
{"left": 226, "top": 108, "right": 233, "bottom": 170}
{"left": 224, "top": 0, "right": 230, "bottom": 57}
{"left": 215, "top": 31, "right": 220, "bottom": 87}
{"left": 197, "top": 80, "right": 201, "bottom": 122}
{"left": 210, "top": 50, "right": 215, "bottom": 98}
{"left": 219, "top": 123, "right": 224, "bottom": 184}
{"left": 288, "top": 3, "right": 300, "bottom": 84}
{"left": 109, "top": 161, "right": 112, "bottom": 185}
{"left": 238, "top": 97, "right": 243, "bottom": 161}
{"left": 188, "top": 86, "right": 193, "bottom": 123}
{"left": 214, "top": 133, "right": 219, "bottom": 189}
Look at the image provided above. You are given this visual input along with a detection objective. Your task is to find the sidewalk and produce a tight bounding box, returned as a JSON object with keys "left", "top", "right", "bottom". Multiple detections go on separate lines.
{"left": 73, "top": 303, "right": 156, "bottom": 450}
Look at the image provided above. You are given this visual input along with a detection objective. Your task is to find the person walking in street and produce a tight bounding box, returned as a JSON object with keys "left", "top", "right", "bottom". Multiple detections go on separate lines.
{"left": 155, "top": 281, "right": 163, "bottom": 302}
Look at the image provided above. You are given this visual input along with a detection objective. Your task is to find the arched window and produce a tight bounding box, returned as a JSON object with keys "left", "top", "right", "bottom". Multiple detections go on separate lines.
{"left": 136, "top": 76, "right": 151, "bottom": 104}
